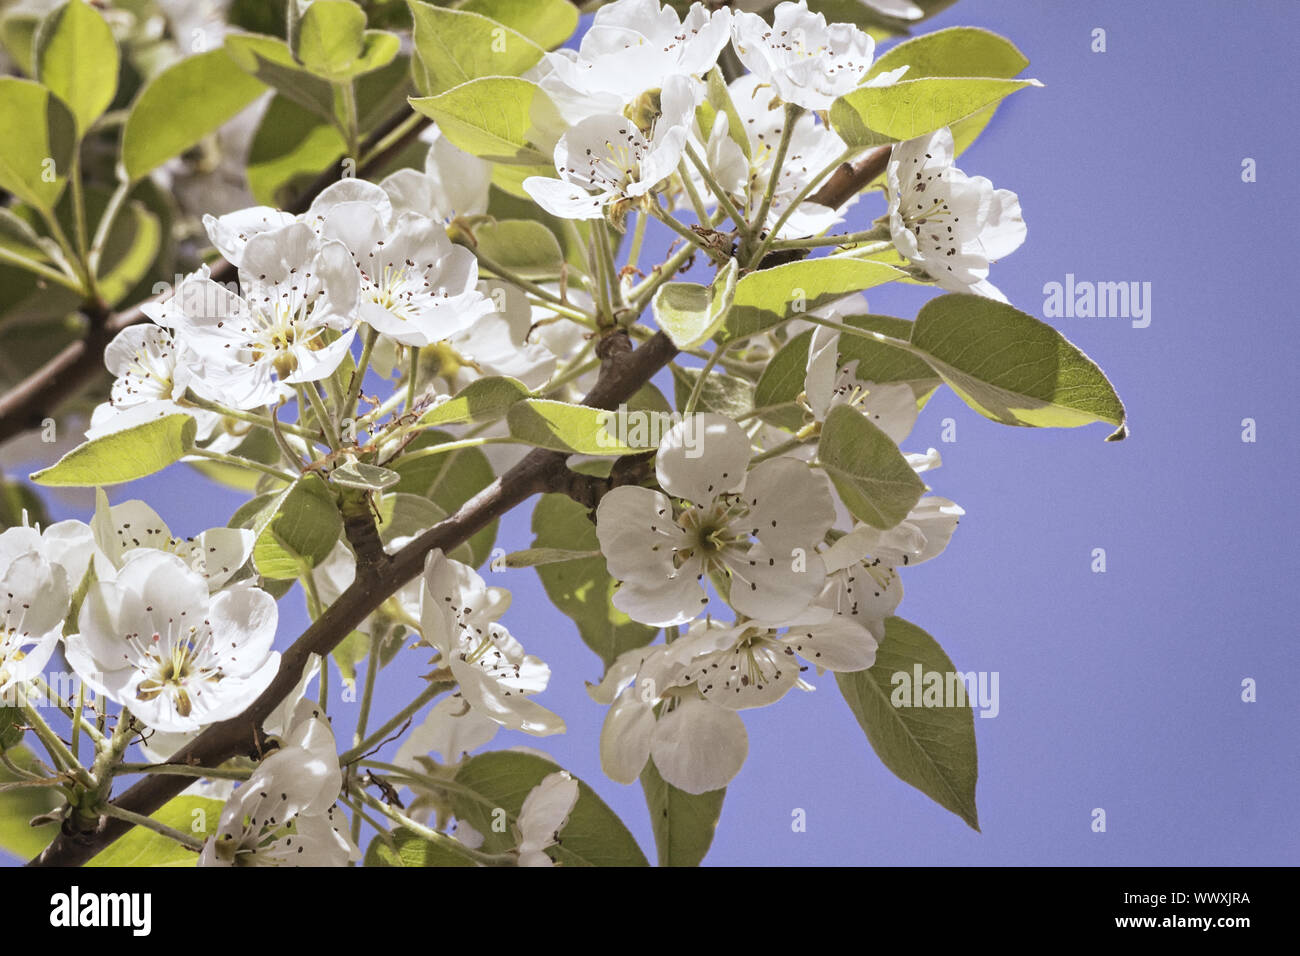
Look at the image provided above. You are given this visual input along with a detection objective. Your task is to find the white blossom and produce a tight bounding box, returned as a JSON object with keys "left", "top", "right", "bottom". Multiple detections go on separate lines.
{"left": 596, "top": 413, "right": 835, "bottom": 627}
{"left": 66, "top": 550, "right": 279, "bottom": 733}
{"left": 86, "top": 325, "right": 221, "bottom": 440}
{"left": 523, "top": 75, "right": 698, "bottom": 222}
{"left": 161, "top": 224, "right": 360, "bottom": 408}
{"left": 200, "top": 701, "right": 358, "bottom": 866}
{"left": 305, "top": 180, "right": 493, "bottom": 347}
{"left": 731, "top": 1, "right": 879, "bottom": 112}
{"left": 419, "top": 550, "right": 564, "bottom": 736}
{"left": 886, "top": 127, "right": 1027, "bottom": 301}
{"left": 0, "top": 527, "right": 72, "bottom": 695}
{"left": 537, "top": 0, "right": 732, "bottom": 123}
{"left": 515, "top": 770, "right": 580, "bottom": 866}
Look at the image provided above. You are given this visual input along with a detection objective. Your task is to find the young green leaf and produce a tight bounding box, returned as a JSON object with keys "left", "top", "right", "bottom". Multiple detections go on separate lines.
{"left": 836, "top": 616, "right": 980, "bottom": 831}
{"left": 251, "top": 474, "right": 344, "bottom": 579}
{"left": 507, "top": 399, "right": 665, "bottom": 455}
{"left": 473, "top": 221, "right": 564, "bottom": 278}
{"left": 364, "top": 827, "right": 477, "bottom": 867}
{"left": 409, "top": 76, "right": 560, "bottom": 165}
{"left": 417, "top": 376, "right": 531, "bottom": 428}
{"left": 33, "top": 0, "right": 119, "bottom": 135}
{"left": 831, "top": 75, "right": 1040, "bottom": 146}
{"left": 31, "top": 414, "right": 197, "bottom": 487}
{"left": 408, "top": 1, "right": 545, "bottom": 96}
{"left": 121, "top": 49, "right": 268, "bottom": 182}
{"left": 459, "top": 0, "right": 579, "bottom": 49}
{"left": 723, "top": 257, "right": 907, "bottom": 341}
{"left": 867, "top": 26, "right": 1029, "bottom": 81}
{"left": 0, "top": 78, "right": 77, "bottom": 211}
{"left": 654, "top": 257, "right": 739, "bottom": 349}
{"left": 818, "top": 405, "right": 925, "bottom": 529}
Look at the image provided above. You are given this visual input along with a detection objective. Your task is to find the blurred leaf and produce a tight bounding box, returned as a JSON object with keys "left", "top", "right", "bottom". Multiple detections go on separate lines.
{"left": 34, "top": 0, "right": 120, "bottom": 135}
{"left": 0, "top": 78, "right": 77, "bottom": 211}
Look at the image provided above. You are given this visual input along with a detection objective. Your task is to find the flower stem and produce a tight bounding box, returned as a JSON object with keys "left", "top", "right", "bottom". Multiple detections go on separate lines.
{"left": 100, "top": 803, "right": 205, "bottom": 852}
{"left": 683, "top": 344, "right": 728, "bottom": 417}
{"left": 745, "top": 102, "right": 801, "bottom": 262}
{"left": 339, "top": 679, "right": 455, "bottom": 767}
{"left": 186, "top": 446, "right": 297, "bottom": 483}
{"left": 20, "top": 702, "right": 91, "bottom": 787}
{"left": 349, "top": 784, "right": 511, "bottom": 865}
{"left": 684, "top": 140, "right": 745, "bottom": 230}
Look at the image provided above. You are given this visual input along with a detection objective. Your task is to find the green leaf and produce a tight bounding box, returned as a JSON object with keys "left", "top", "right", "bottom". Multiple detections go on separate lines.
{"left": 507, "top": 399, "right": 666, "bottom": 456}
{"left": 831, "top": 75, "right": 1040, "bottom": 146}
{"left": 909, "top": 293, "right": 1127, "bottom": 439}
{"left": 449, "top": 751, "right": 649, "bottom": 866}
{"left": 33, "top": 0, "right": 119, "bottom": 136}
{"left": 330, "top": 460, "right": 400, "bottom": 492}
{"left": 409, "top": 76, "right": 559, "bottom": 166}
{"left": 0, "top": 708, "right": 24, "bottom": 752}
{"left": 868, "top": 26, "right": 1029, "bottom": 82}
{"left": 224, "top": 33, "right": 336, "bottom": 123}
{"left": 121, "top": 49, "right": 268, "bottom": 182}
{"left": 722, "top": 257, "right": 908, "bottom": 341}
{"left": 751, "top": 327, "right": 813, "bottom": 430}
{"left": 293, "top": 0, "right": 365, "bottom": 77}
{"left": 408, "top": 1, "right": 544, "bottom": 96}
{"left": 364, "top": 826, "right": 477, "bottom": 866}
{"left": 836, "top": 616, "right": 979, "bottom": 830}
{"left": 252, "top": 473, "right": 343, "bottom": 578}
{"left": 818, "top": 405, "right": 925, "bottom": 529}
{"left": 0, "top": 11, "right": 40, "bottom": 76}
{"left": 0, "top": 78, "right": 77, "bottom": 211}
{"left": 502, "top": 546, "right": 600, "bottom": 568}
{"left": 418, "top": 376, "right": 531, "bottom": 429}
{"left": 531, "top": 492, "right": 657, "bottom": 668}
{"left": 0, "top": 746, "right": 60, "bottom": 860}
{"left": 391, "top": 431, "right": 496, "bottom": 566}
{"left": 654, "top": 257, "right": 738, "bottom": 349}
{"left": 31, "top": 414, "right": 196, "bottom": 487}
{"left": 836, "top": 314, "right": 942, "bottom": 397}
{"left": 640, "top": 756, "right": 725, "bottom": 867}
{"left": 87, "top": 796, "right": 223, "bottom": 867}
{"left": 247, "top": 94, "right": 346, "bottom": 207}
{"left": 473, "top": 220, "right": 564, "bottom": 279}
{"left": 459, "top": 0, "right": 578, "bottom": 49}
{"left": 671, "top": 364, "right": 755, "bottom": 420}
{"left": 95, "top": 200, "right": 161, "bottom": 307}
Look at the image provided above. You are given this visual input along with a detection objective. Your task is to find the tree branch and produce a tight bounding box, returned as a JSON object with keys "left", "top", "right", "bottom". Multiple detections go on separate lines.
{"left": 29, "top": 328, "right": 680, "bottom": 867}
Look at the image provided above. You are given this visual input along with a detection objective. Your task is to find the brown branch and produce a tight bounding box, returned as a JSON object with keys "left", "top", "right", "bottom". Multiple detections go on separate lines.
{"left": 755, "top": 145, "right": 892, "bottom": 270}
{"left": 29, "top": 328, "right": 680, "bottom": 867}
{"left": 0, "top": 115, "right": 430, "bottom": 447}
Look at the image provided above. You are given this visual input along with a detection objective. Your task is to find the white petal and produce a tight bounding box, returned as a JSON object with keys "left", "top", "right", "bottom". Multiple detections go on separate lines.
{"left": 655, "top": 413, "right": 750, "bottom": 506}
{"left": 649, "top": 697, "right": 746, "bottom": 794}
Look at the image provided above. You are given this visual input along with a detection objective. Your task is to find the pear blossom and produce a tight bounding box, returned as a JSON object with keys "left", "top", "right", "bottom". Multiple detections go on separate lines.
{"left": 419, "top": 550, "right": 564, "bottom": 736}
{"left": 537, "top": 0, "right": 732, "bottom": 123}
{"left": 699, "top": 73, "right": 850, "bottom": 236}
{"left": 394, "top": 695, "right": 501, "bottom": 771}
{"left": 200, "top": 702, "right": 358, "bottom": 867}
{"left": 0, "top": 527, "right": 72, "bottom": 695}
{"left": 89, "top": 490, "right": 254, "bottom": 591}
{"left": 304, "top": 180, "right": 493, "bottom": 347}
{"left": 731, "top": 1, "right": 880, "bottom": 112}
{"left": 66, "top": 550, "right": 279, "bottom": 733}
{"left": 523, "top": 75, "right": 698, "bottom": 223}
{"left": 381, "top": 127, "right": 492, "bottom": 225}
{"left": 595, "top": 653, "right": 749, "bottom": 794}
{"left": 86, "top": 325, "right": 222, "bottom": 440}
{"left": 595, "top": 413, "right": 836, "bottom": 627}
{"left": 804, "top": 324, "right": 920, "bottom": 443}
{"left": 514, "top": 770, "right": 580, "bottom": 866}
{"left": 823, "top": 495, "right": 964, "bottom": 572}
{"left": 157, "top": 222, "right": 359, "bottom": 408}
{"left": 886, "top": 127, "right": 1027, "bottom": 301}
{"left": 665, "top": 606, "right": 879, "bottom": 708}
